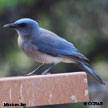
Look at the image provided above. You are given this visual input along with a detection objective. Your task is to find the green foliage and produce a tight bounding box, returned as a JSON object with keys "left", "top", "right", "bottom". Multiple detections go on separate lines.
{"left": 0, "top": 0, "right": 34, "bottom": 13}
{"left": 38, "top": 14, "right": 52, "bottom": 30}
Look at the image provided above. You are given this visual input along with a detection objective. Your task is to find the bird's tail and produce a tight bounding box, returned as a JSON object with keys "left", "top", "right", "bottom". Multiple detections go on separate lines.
{"left": 77, "top": 61, "right": 105, "bottom": 85}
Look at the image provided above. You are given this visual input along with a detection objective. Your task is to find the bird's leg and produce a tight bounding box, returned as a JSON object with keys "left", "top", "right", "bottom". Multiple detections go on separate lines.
{"left": 41, "top": 63, "right": 56, "bottom": 75}
{"left": 25, "top": 63, "right": 45, "bottom": 76}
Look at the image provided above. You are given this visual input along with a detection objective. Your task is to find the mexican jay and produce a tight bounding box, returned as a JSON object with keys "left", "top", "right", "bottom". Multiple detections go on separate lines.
{"left": 3, "top": 18, "right": 105, "bottom": 85}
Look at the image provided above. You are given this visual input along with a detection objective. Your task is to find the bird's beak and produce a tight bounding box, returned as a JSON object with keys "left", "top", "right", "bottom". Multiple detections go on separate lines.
{"left": 3, "top": 23, "right": 16, "bottom": 28}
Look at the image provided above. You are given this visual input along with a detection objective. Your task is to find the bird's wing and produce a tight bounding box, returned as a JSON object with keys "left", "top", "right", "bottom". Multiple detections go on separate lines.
{"left": 32, "top": 28, "right": 89, "bottom": 64}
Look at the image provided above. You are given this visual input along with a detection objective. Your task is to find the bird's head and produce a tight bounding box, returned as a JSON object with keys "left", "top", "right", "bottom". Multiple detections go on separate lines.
{"left": 3, "top": 18, "right": 40, "bottom": 38}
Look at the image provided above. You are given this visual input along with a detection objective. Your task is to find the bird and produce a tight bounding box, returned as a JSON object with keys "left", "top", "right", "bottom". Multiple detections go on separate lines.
{"left": 3, "top": 18, "right": 105, "bottom": 85}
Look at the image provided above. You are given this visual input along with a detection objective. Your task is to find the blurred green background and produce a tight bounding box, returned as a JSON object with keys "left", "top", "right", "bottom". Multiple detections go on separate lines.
{"left": 0, "top": 0, "right": 108, "bottom": 108}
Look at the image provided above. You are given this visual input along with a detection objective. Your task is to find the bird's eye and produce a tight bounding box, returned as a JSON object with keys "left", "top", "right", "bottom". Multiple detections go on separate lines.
{"left": 20, "top": 23, "right": 26, "bottom": 27}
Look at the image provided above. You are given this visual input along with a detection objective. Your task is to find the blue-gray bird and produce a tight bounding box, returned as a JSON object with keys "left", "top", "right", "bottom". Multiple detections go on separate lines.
{"left": 3, "top": 18, "right": 105, "bottom": 85}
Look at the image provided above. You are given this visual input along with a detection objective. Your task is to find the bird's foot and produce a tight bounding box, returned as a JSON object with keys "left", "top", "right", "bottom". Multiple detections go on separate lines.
{"left": 41, "top": 72, "right": 51, "bottom": 75}
{"left": 24, "top": 72, "right": 35, "bottom": 76}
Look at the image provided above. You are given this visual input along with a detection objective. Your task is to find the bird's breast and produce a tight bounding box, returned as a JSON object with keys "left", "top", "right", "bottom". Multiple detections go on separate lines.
{"left": 18, "top": 36, "right": 38, "bottom": 58}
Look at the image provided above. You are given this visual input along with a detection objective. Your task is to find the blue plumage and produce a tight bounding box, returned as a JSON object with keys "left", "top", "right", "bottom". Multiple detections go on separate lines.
{"left": 3, "top": 18, "right": 105, "bottom": 85}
